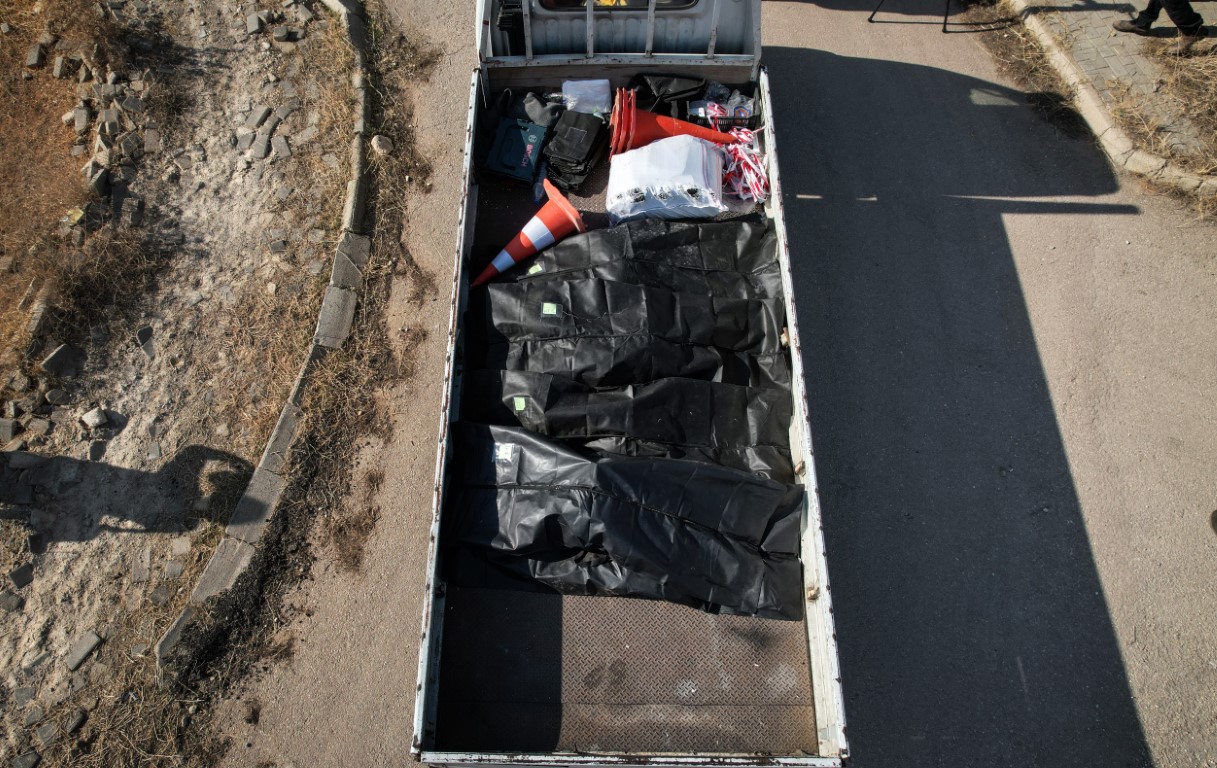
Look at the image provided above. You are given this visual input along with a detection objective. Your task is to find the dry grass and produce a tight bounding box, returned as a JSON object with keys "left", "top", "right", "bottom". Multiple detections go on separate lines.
{"left": 1108, "top": 44, "right": 1217, "bottom": 217}
{"left": 1145, "top": 42, "right": 1217, "bottom": 175}
{"left": 32, "top": 521, "right": 228, "bottom": 768}
{"left": 309, "top": 2, "right": 440, "bottom": 571}
{"left": 201, "top": 19, "right": 360, "bottom": 462}
{"left": 963, "top": 0, "right": 1093, "bottom": 139}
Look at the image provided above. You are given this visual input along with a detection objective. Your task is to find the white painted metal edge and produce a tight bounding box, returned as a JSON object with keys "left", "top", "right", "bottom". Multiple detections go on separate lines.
{"left": 760, "top": 67, "right": 849, "bottom": 761}
{"left": 421, "top": 753, "right": 845, "bottom": 768}
{"left": 411, "top": 68, "right": 482, "bottom": 759}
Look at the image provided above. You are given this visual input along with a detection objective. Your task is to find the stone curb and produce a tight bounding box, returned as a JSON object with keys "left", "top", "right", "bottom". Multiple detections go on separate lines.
{"left": 157, "top": 0, "right": 375, "bottom": 672}
{"left": 1007, "top": 0, "right": 1217, "bottom": 197}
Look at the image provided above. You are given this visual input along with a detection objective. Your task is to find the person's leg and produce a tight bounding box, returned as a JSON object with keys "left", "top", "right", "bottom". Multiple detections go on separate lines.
{"left": 1138, "top": 0, "right": 1162, "bottom": 23}
{"left": 1114, "top": 0, "right": 1161, "bottom": 33}
{"left": 1160, "top": 0, "right": 1204, "bottom": 34}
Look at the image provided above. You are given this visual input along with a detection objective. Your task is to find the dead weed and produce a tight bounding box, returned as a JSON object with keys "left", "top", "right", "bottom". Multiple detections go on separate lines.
{"left": 963, "top": 0, "right": 1092, "bottom": 139}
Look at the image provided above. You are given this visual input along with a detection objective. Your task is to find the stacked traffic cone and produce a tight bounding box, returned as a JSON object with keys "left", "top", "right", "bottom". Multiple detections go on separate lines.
{"left": 471, "top": 179, "right": 586, "bottom": 287}
{"left": 609, "top": 87, "right": 738, "bottom": 155}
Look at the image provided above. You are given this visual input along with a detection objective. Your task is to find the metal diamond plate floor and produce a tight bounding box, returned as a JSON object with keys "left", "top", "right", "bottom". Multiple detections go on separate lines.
{"left": 434, "top": 587, "right": 818, "bottom": 755}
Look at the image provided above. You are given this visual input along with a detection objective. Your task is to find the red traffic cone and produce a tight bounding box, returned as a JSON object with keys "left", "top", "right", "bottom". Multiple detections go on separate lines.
{"left": 610, "top": 88, "right": 737, "bottom": 155}
{"left": 471, "top": 179, "right": 586, "bottom": 287}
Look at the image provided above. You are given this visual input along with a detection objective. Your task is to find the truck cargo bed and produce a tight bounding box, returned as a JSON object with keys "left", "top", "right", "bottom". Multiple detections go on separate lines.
{"left": 412, "top": 49, "right": 847, "bottom": 765}
{"left": 435, "top": 588, "right": 817, "bottom": 754}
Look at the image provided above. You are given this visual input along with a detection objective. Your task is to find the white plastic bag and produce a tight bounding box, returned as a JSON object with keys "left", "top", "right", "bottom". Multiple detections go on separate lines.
{"left": 606, "top": 135, "right": 726, "bottom": 224}
{"left": 562, "top": 79, "right": 612, "bottom": 117}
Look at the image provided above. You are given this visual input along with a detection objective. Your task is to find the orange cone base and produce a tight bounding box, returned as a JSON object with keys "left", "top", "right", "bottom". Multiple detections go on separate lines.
{"left": 471, "top": 179, "right": 586, "bottom": 287}
{"left": 610, "top": 89, "right": 738, "bottom": 155}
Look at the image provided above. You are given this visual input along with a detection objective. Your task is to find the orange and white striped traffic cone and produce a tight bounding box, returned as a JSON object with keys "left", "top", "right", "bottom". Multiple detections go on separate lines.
{"left": 470, "top": 179, "right": 586, "bottom": 287}
{"left": 609, "top": 87, "right": 737, "bottom": 155}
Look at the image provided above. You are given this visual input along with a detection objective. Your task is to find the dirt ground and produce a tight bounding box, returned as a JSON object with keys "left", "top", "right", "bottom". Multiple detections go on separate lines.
{"left": 0, "top": 0, "right": 355, "bottom": 763}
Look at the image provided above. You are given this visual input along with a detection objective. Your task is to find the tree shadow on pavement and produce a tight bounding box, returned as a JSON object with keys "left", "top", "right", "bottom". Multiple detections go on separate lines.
{"left": 1, "top": 446, "right": 251, "bottom": 544}
{"left": 767, "top": 48, "right": 1153, "bottom": 767}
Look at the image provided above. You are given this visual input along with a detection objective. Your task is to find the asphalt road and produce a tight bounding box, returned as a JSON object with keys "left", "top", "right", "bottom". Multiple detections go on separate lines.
{"left": 217, "top": 1, "right": 1217, "bottom": 766}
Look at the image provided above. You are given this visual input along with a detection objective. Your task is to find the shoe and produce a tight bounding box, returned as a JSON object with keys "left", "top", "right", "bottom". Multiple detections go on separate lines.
{"left": 1171, "top": 25, "right": 1209, "bottom": 54}
{"left": 1113, "top": 18, "right": 1153, "bottom": 34}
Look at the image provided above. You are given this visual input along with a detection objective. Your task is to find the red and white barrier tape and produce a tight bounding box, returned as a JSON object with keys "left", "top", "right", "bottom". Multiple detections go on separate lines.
{"left": 722, "top": 127, "right": 769, "bottom": 203}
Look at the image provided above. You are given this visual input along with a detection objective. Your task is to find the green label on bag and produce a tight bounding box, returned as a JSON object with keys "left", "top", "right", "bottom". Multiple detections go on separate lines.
{"left": 542, "top": 302, "right": 559, "bottom": 316}
{"left": 512, "top": 397, "right": 526, "bottom": 412}
{"left": 528, "top": 264, "right": 544, "bottom": 275}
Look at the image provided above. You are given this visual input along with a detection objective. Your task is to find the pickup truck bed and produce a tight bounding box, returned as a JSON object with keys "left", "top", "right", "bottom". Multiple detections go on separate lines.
{"left": 434, "top": 585, "right": 817, "bottom": 754}
{"left": 413, "top": 48, "right": 847, "bottom": 763}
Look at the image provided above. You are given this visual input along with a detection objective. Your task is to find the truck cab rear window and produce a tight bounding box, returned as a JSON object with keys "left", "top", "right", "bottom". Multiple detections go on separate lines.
{"left": 540, "top": 0, "right": 698, "bottom": 10}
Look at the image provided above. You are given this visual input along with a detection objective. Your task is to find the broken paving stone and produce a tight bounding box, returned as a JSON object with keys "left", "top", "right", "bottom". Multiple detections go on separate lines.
{"left": 132, "top": 546, "right": 151, "bottom": 583}
{"left": 13, "top": 686, "right": 37, "bottom": 707}
{"left": 164, "top": 560, "right": 184, "bottom": 579}
{"left": 149, "top": 583, "right": 171, "bottom": 607}
{"left": 81, "top": 407, "right": 108, "bottom": 429}
{"left": 22, "top": 706, "right": 44, "bottom": 727}
{"left": 136, "top": 326, "right": 154, "bottom": 357}
{"left": 64, "top": 710, "right": 85, "bottom": 733}
{"left": 44, "top": 389, "right": 69, "bottom": 406}
{"left": 35, "top": 723, "right": 58, "bottom": 747}
{"left": 252, "top": 133, "right": 271, "bottom": 159}
{"left": 146, "top": 441, "right": 161, "bottom": 460}
{"left": 39, "top": 344, "right": 79, "bottom": 378}
{"left": 26, "top": 419, "right": 51, "bottom": 437}
{"left": 246, "top": 12, "right": 263, "bottom": 34}
{"left": 171, "top": 537, "right": 191, "bottom": 556}
{"left": 237, "top": 131, "right": 255, "bottom": 151}
{"left": 321, "top": 153, "right": 339, "bottom": 170}
{"left": 268, "top": 238, "right": 288, "bottom": 254}
{"left": 272, "top": 25, "right": 289, "bottom": 42}
{"left": 26, "top": 45, "right": 45, "bottom": 68}
{"left": 144, "top": 129, "right": 161, "bottom": 153}
{"left": 87, "top": 440, "right": 106, "bottom": 462}
{"left": 9, "top": 563, "right": 34, "bottom": 589}
{"left": 6, "top": 451, "right": 44, "bottom": 470}
{"left": 271, "top": 135, "right": 291, "bottom": 158}
{"left": 119, "top": 94, "right": 143, "bottom": 113}
{"left": 293, "top": 125, "right": 318, "bottom": 145}
{"left": 0, "top": 418, "right": 19, "bottom": 442}
{"left": 0, "top": 591, "right": 25, "bottom": 612}
{"left": 12, "top": 751, "right": 40, "bottom": 768}
{"left": 244, "top": 105, "right": 271, "bottom": 130}
{"left": 22, "top": 650, "right": 48, "bottom": 674}
{"left": 52, "top": 56, "right": 67, "bottom": 78}
{"left": 64, "top": 631, "right": 102, "bottom": 671}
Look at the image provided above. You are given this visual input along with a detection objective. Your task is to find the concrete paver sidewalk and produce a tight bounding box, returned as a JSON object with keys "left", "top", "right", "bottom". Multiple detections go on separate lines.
{"left": 1009, "top": 0, "right": 1216, "bottom": 188}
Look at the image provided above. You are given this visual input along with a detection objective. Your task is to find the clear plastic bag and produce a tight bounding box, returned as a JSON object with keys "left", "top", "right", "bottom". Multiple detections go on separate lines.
{"left": 562, "top": 79, "right": 612, "bottom": 117}
{"left": 606, "top": 135, "right": 726, "bottom": 223}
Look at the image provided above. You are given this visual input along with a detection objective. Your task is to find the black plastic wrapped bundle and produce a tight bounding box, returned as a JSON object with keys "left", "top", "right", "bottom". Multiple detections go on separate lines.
{"left": 467, "top": 277, "right": 790, "bottom": 388}
{"left": 504, "top": 218, "right": 783, "bottom": 299}
{"left": 461, "top": 370, "right": 796, "bottom": 483}
{"left": 443, "top": 423, "right": 805, "bottom": 620}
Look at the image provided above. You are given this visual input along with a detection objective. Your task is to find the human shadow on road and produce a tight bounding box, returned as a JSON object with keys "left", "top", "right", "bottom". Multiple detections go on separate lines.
{"left": 767, "top": 48, "right": 1152, "bottom": 766}
{"left": 1, "top": 445, "right": 251, "bottom": 544}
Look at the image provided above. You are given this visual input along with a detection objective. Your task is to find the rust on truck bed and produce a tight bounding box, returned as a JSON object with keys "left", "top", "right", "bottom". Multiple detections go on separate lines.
{"left": 434, "top": 587, "right": 817, "bottom": 754}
